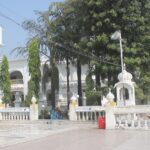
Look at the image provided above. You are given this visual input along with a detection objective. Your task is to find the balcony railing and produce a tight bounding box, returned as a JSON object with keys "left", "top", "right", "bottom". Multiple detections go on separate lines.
{"left": 0, "top": 107, "right": 30, "bottom": 120}
{"left": 11, "top": 79, "right": 24, "bottom": 91}
{"left": 11, "top": 79, "right": 23, "bottom": 84}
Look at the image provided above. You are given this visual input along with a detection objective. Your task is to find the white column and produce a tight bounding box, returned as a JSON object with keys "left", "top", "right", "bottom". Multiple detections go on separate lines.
{"left": 0, "top": 112, "right": 2, "bottom": 120}
{"left": 30, "top": 104, "right": 38, "bottom": 120}
{"left": 105, "top": 106, "right": 116, "bottom": 129}
{"left": 86, "top": 112, "right": 89, "bottom": 120}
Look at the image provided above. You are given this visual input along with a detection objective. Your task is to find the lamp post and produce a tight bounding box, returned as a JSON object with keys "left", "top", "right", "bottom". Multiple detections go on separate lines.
{"left": 111, "top": 30, "right": 124, "bottom": 72}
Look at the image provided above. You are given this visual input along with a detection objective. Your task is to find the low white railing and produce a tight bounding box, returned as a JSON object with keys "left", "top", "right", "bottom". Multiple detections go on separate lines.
{"left": 11, "top": 79, "right": 24, "bottom": 91}
{"left": 113, "top": 105, "right": 150, "bottom": 129}
{"left": 0, "top": 107, "right": 30, "bottom": 120}
{"left": 74, "top": 105, "right": 150, "bottom": 130}
{"left": 75, "top": 106, "right": 105, "bottom": 121}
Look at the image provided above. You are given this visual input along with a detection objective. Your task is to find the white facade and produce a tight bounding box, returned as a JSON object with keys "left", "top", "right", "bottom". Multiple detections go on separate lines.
{"left": 8, "top": 58, "right": 88, "bottom": 109}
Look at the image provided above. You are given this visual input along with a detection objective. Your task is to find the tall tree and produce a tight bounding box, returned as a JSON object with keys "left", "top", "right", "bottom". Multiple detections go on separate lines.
{"left": 25, "top": 38, "right": 41, "bottom": 105}
{"left": 0, "top": 56, "right": 11, "bottom": 106}
{"left": 68, "top": 0, "right": 150, "bottom": 103}
{"left": 13, "top": 0, "right": 150, "bottom": 105}
{"left": 52, "top": 0, "right": 90, "bottom": 106}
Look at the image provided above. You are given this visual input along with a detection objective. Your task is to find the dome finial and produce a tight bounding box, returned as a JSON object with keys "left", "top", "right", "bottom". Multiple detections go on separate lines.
{"left": 106, "top": 89, "right": 114, "bottom": 101}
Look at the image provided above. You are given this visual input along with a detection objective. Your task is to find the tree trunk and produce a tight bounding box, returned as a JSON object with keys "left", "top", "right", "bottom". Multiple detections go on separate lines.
{"left": 77, "top": 59, "right": 82, "bottom": 106}
{"left": 51, "top": 85, "right": 55, "bottom": 109}
{"left": 51, "top": 59, "right": 56, "bottom": 109}
{"left": 95, "top": 65, "right": 101, "bottom": 105}
{"left": 96, "top": 73, "right": 100, "bottom": 88}
{"left": 66, "top": 57, "right": 70, "bottom": 109}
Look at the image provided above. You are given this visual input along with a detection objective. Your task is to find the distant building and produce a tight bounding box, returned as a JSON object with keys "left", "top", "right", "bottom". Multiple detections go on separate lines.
{"left": 4, "top": 58, "right": 88, "bottom": 110}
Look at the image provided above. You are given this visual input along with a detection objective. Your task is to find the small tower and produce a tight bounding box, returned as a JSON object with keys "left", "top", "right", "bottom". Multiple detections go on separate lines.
{"left": 114, "top": 68, "right": 135, "bottom": 107}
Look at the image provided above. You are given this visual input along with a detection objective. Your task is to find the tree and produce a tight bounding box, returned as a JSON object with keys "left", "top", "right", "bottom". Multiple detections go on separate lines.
{"left": 43, "top": 0, "right": 150, "bottom": 104}
{"left": 49, "top": 0, "right": 90, "bottom": 106}
{"left": 25, "top": 38, "right": 41, "bottom": 105}
{"left": 0, "top": 56, "right": 11, "bottom": 106}
{"left": 13, "top": 0, "right": 150, "bottom": 105}
{"left": 66, "top": 0, "right": 150, "bottom": 104}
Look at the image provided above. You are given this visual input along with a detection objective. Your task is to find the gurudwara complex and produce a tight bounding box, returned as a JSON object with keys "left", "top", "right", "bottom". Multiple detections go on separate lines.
{"left": 0, "top": 56, "right": 88, "bottom": 111}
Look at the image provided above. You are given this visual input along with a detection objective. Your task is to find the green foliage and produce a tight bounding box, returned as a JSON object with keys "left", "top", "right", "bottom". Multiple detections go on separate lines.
{"left": 42, "top": 64, "right": 51, "bottom": 94}
{"left": 51, "top": 64, "right": 59, "bottom": 92}
{"left": 135, "top": 86, "right": 147, "bottom": 104}
{"left": 22, "top": 0, "right": 150, "bottom": 105}
{"left": 69, "top": 0, "right": 150, "bottom": 103}
{"left": 0, "top": 56, "right": 11, "bottom": 105}
{"left": 85, "top": 73, "right": 94, "bottom": 91}
{"left": 41, "top": 62, "right": 59, "bottom": 108}
{"left": 85, "top": 73, "right": 100, "bottom": 105}
{"left": 39, "top": 107, "right": 50, "bottom": 119}
{"left": 86, "top": 90, "right": 102, "bottom": 105}
{"left": 25, "top": 80, "right": 35, "bottom": 106}
{"left": 25, "top": 39, "right": 41, "bottom": 105}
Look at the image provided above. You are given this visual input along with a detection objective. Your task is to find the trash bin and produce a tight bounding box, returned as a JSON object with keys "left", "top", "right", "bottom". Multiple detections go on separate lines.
{"left": 98, "top": 116, "right": 105, "bottom": 129}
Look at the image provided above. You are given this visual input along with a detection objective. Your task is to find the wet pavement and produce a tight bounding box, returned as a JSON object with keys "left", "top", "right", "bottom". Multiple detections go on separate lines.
{"left": 0, "top": 120, "right": 150, "bottom": 150}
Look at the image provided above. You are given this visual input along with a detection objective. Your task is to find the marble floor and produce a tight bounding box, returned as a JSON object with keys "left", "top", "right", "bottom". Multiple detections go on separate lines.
{"left": 0, "top": 120, "right": 150, "bottom": 150}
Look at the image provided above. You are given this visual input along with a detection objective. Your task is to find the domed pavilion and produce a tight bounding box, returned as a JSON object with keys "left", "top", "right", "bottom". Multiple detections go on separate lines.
{"left": 114, "top": 69, "right": 135, "bottom": 107}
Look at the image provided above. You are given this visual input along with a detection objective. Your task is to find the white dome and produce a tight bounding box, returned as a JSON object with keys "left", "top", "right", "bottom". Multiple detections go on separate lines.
{"left": 106, "top": 91, "right": 115, "bottom": 101}
{"left": 71, "top": 95, "right": 77, "bottom": 101}
{"left": 118, "top": 69, "right": 133, "bottom": 82}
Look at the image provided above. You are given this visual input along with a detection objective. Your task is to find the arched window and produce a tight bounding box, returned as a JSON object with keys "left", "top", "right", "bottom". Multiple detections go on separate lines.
{"left": 123, "top": 88, "right": 129, "bottom": 100}
{"left": 120, "top": 87, "right": 129, "bottom": 101}
{"left": 10, "top": 71, "right": 23, "bottom": 79}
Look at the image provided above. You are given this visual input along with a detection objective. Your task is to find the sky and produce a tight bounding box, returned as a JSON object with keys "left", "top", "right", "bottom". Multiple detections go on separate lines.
{"left": 0, "top": 0, "right": 63, "bottom": 60}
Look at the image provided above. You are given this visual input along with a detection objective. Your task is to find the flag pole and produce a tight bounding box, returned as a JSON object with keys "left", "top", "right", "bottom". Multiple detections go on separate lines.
{"left": 119, "top": 32, "right": 124, "bottom": 72}
{"left": 111, "top": 30, "right": 124, "bottom": 72}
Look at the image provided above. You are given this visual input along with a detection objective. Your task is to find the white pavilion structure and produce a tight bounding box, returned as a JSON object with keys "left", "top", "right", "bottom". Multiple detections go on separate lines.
{"left": 114, "top": 68, "right": 135, "bottom": 107}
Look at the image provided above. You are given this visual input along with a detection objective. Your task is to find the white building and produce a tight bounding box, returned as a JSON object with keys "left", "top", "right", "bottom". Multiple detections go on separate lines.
{"left": 7, "top": 58, "right": 88, "bottom": 110}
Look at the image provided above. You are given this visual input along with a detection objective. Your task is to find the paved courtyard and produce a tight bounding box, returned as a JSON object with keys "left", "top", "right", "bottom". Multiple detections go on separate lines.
{"left": 0, "top": 120, "right": 150, "bottom": 150}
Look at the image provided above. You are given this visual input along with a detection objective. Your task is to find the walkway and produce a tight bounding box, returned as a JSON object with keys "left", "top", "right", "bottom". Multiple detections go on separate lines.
{"left": 0, "top": 120, "right": 150, "bottom": 150}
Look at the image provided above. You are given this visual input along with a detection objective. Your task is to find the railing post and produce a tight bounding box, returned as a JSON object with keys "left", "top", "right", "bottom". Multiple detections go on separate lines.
{"left": 78, "top": 112, "right": 81, "bottom": 121}
{"left": 0, "top": 112, "right": 2, "bottom": 120}
{"left": 137, "top": 120, "right": 141, "bottom": 128}
{"left": 144, "top": 120, "right": 148, "bottom": 129}
{"left": 94, "top": 111, "right": 97, "bottom": 122}
{"left": 131, "top": 120, "right": 134, "bottom": 128}
{"left": 30, "top": 96, "right": 39, "bottom": 120}
{"left": 86, "top": 112, "right": 89, "bottom": 120}
{"left": 105, "top": 106, "right": 115, "bottom": 129}
{"left": 125, "top": 120, "right": 128, "bottom": 127}
{"left": 68, "top": 95, "right": 78, "bottom": 121}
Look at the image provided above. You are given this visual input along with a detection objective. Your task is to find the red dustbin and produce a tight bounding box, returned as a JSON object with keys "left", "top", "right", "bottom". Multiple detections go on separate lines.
{"left": 98, "top": 116, "right": 105, "bottom": 129}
